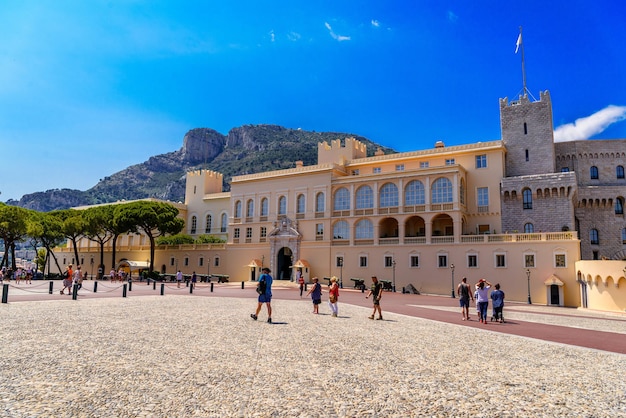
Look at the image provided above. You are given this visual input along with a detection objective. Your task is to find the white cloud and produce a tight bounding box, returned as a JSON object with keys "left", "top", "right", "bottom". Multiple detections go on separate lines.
{"left": 554, "top": 105, "right": 626, "bottom": 142}
{"left": 447, "top": 11, "right": 459, "bottom": 23}
{"left": 371, "top": 19, "right": 380, "bottom": 28}
{"left": 324, "top": 22, "right": 351, "bottom": 42}
{"left": 269, "top": 30, "right": 275, "bottom": 42}
{"left": 287, "top": 31, "right": 301, "bottom": 42}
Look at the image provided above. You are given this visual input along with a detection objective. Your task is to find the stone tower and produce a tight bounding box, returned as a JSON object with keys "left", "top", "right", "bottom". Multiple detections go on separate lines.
{"left": 500, "top": 91, "right": 577, "bottom": 234}
{"left": 500, "top": 91, "right": 555, "bottom": 177}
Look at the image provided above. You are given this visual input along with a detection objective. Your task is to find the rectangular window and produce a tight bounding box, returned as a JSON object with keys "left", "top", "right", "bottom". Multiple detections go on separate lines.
{"left": 199, "top": 257, "right": 204, "bottom": 267}
{"left": 316, "top": 223, "right": 324, "bottom": 236}
{"left": 477, "top": 187, "right": 489, "bottom": 212}
{"left": 478, "top": 224, "right": 490, "bottom": 234}
{"left": 524, "top": 254, "right": 535, "bottom": 268}
{"left": 475, "top": 154, "right": 487, "bottom": 168}
{"left": 336, "top": 256, "right": 344, "bottom": 268}
{"left": 351, "top": 169, "right": 360, "bottom": 175}
{"left": 495, "top": 254, "right": 506, "bottom": 268}
{"left": 384, "top": 256, "right": 393, "bottom": 267}
{"left": 214, "top": 257, "right": 220, "bottom": 267}
{"left": 246, "top": 227, "right": 252, "bottom": 238}
{"left": 184, "top": 257, "right": 189, "bottom": 266}
{"left": 395, "top": 164, "right": 405, "bottom": 171}
{"left": 445, "top": 158, "right": 455, "bottom": 165}
{"left": 359, "top": 256, "right": 368, "bottom": 267}
{"left": 555, "top": 254, "right": 566, "bottom": 268}
{"left": 410, "top": 255, "right": 419, "bottom": 267}
{"left": 420, "top": 162, "right": 429, "bottom": 168}
{"left": 467, "top": 255, "right": 477, "bottom": 268}
{"left": 373, "top": 167, "right": 381, "bottom": 174}
{"left": 438, "top": 255, "right": 448, "bottom": 268}
{"left": 234, "top": 228, "right": 240, "bottom": 239}
{"left": 260, "top": 227, "right": 267, "bottom": 238}
{"left": 561, "top": 167, "right": 569, "bottom": 172}
{"left": 170, "top": 257, "right": 175, "bottom": 266}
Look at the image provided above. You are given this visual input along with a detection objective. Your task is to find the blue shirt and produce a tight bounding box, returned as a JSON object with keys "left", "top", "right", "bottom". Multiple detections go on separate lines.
{"left": 259, "top": 273, "right": 273, "bottom": 296}
{"left": 311, "top": 282, "right": 322, "bottom": 299}
{"left": 491, "top": 289, "right": 505, "bottom": 308}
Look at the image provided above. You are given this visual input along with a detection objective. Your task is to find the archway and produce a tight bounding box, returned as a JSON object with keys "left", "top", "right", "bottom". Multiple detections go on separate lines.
{"left": 277, "top": 247, "right": 293, "bottom": 280}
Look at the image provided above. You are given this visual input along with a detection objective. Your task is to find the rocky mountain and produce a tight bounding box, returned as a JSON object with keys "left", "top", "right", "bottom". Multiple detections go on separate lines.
{"left": 8, "top": 125, "right": 394, "bottom": 212}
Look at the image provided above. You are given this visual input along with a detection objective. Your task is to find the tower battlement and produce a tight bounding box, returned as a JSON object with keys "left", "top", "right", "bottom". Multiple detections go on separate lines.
{"left": 317, "top": 137, "right": 367, "bottom": 165}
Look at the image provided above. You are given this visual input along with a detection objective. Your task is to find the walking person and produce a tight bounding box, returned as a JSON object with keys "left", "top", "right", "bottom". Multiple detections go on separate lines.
{"left": 61, "top": 264, "right": 73, "bottom": 295}
{"left": 328, "top": 276, "right": 339, "bottom": 317}
{"left": 475, "top": 279, "right": 492, "bottom": 324}
{"left": 366, "top": 276, "right": 383, "bottom": 320}
{"left": 306, "top": 277, "right": 323, "bottom": 314}
{"left": 73, "top": 266, "right": 82, "bottom": 292}
{"left": 457, "top": 277, "right": 474, "bottom": 320}
{"left": 176, "top": 270, "right": 183, "bottom": 288}
{"left": 251, "top": 267, "right": 273, "bottom": 323}
{"left": 490, "top": 283, "right": 505, "bottom": 323}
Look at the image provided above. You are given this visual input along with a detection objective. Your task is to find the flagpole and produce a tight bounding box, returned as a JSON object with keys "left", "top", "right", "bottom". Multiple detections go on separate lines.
{"left": 519, "top": 26, "right": 528, "bottom": 97}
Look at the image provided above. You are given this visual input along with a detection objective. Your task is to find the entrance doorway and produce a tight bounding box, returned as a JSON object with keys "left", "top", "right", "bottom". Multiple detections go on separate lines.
{"left": 277, "top": 247, "right": 293, "bottom": 280}
{"left": 550, "top": 284, "right": 560, "bottom": 305}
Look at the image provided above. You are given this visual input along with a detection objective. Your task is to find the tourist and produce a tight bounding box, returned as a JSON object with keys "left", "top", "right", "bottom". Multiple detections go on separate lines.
{"left": 490, "top": 283, "right": 505, "bottom": 323}
{"left": 366, "top": 276, "right": 383, "bottom": 320}
{"left": 306, "top": 277, "right": 322, "bottom": 314}
{"left": 61, "top": 264, "right": 73, "bottom": 295}
{"left": 73, "top": 266, "right": 83, "bottom": 291}
{"left": 328, "top": 276, "right": 339, "bottom": 317}
{"left": 191, "top": 271, "right": 197, "bottom": 287}
{"left": 109, "top": 269, "right": 115, "bottom": 281}
{"left": 251, "top": 267, "right": 273, "bottom": 323}
{"left": 475, "top": 279, "right": 492, "bottom": 324}
{"left": 457, "top": 277, "right": 474, "bottom": 320}
{"left": 474, "top": 284, "right": 480, "bottom": 320}
{"left": 176, "top": 270, "right": 183, "bottom": 288}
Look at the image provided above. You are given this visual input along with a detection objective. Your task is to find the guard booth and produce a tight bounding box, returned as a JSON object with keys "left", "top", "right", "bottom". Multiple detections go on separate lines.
{"left": 115, "top": 260, "right": 150, "bottom": 280}
{"left": 247, "top": 259, "right": 264, "bottom": 282}
{"left": 291, "top": 260, "right": 310, "bottom": 282}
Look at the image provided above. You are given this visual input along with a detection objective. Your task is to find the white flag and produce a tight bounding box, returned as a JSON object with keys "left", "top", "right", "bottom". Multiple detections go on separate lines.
{"left": 515, "top": 33, "right": 522, "bottom": 53}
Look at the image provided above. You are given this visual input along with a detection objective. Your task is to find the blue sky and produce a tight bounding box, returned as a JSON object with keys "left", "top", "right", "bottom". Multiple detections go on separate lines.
{"left": 1, "top": 1, "right": 625, "bottom": 201}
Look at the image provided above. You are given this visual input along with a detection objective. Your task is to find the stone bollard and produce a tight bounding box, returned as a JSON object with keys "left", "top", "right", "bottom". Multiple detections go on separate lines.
{"left": 147, "top": 278, "right": 150, "bottom": 286}
{"left": 210, "top": 282, "right": 214, "bottom": 292}
{"left": 122, "top": 283, "right": 127, "bottom": 298}
{"left": 153, "top": 280, "right": 157, "bottom": 290}
{"left": 49, "top": 281, "right": 54, "bottom": 295}
{"left": 160, "top": 283, "right": 165, "bottom": 296}
{"left": 241, "top": 281, "right": 244, "bottom": 289}
{"left": 2, "top": 284, "right": 8, "bottom": 304}
{"left": 72, "top": 284, "right": 78, "bottom": 300}
{"left": 361, "top": 284, "right": 366, "bottom": 293}
{"left": 128, "top": 279, "right": 132, "bottom": 292}
{"left": 94, "top": 281, "right": 98, "bottom": 293}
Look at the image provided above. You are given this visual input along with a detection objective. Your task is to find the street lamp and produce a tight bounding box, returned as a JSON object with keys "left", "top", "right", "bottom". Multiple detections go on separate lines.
{"left": 526, "top": 269, "right": 532, "bottom": 304}
{"left": 90, "top": 256, "right": 94, "bottom": 279}
{"left": 392, "top": 259, "right": 396, "bottom": 292}
{"left": 338, "top": 256, "right": 343, "bottom": 289}
{"left": 450, "top": 263, "right": 455, "bottom": 298}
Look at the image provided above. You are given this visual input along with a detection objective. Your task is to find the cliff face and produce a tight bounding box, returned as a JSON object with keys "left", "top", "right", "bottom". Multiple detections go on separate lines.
{"left": 7, "top": 125, "right": 392, "bottom": 211}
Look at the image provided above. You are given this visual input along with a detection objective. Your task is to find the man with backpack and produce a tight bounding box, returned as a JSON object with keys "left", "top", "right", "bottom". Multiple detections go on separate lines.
{"left": 251, "top": 267, "right": 273, "bottom": 323}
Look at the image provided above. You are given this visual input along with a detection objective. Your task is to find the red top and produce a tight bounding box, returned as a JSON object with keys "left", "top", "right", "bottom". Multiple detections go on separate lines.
{"left": 329, "top": 283, "right": 339, "bottom": 298}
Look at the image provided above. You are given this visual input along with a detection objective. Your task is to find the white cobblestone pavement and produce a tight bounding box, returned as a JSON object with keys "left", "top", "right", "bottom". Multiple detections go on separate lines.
{"left": 0, "top": 295, "right": 625, "bottom": 417}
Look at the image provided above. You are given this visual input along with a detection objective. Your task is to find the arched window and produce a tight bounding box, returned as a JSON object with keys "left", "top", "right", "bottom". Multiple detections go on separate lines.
{"left": 431, "top": 178, "right": 452, "bottom": 203}
{"left": 260, "top": 198, "right": 269, "bottom": 217}
{"left": 221, "top": 213, "right": 228, "bottom": 233}
{"left": 524, "top": 223, "right": 534, "bottom": 233}
{"left": 523, "top": 189, "right": 532, "bottom": 209}
{"left": 617, "top": 165, "right": 625, "bottom": 179}
{"left": 405, "top": 180, "right": 425, "bottom": 205}
{"left": 355, "top": 219, "right": 374, "bottom": 239}
{"left": 205, "top": 214, "right": 212, "bottom": 233}
{"left": 296, "top": 194, "right": 306, "bottom": 214}
{"left": 355, "top": 185, "right": 373, "bottom": 209}
{"left": 590, "top": 166, "right": 599, "bottom": 180}
{"left": 333, "top": 221, "right": 349, "bottom": 240}
{"left": 190, "top": 215, "right": 197, "bottom": 234}
{"left": 315, "top": 192, "right": 325, "bottom": 212}
{"left": 234, "top": 200, "right": 242, "bottom": 218}
{"left": 278, "top": 196, "right": 287, "bottom": 215}
{"left": 590, "top": 228, "right": 599, "bottom": 245}
{"left": 616, "top": 197, "right": 624, "bottom": 215}
{"left": 246, "top": 199, "right": 254, "bottom": 218}
{"left": 379, "top": 183, "right": 399, "bottom": 207}
{"left": 333, "top": 188, "right": 350, "bottom": 211}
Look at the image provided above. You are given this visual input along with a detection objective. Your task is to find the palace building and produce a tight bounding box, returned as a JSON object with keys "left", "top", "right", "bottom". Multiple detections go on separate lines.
{"left": 63, "top": 90, "right": 626, "bottom": 312}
